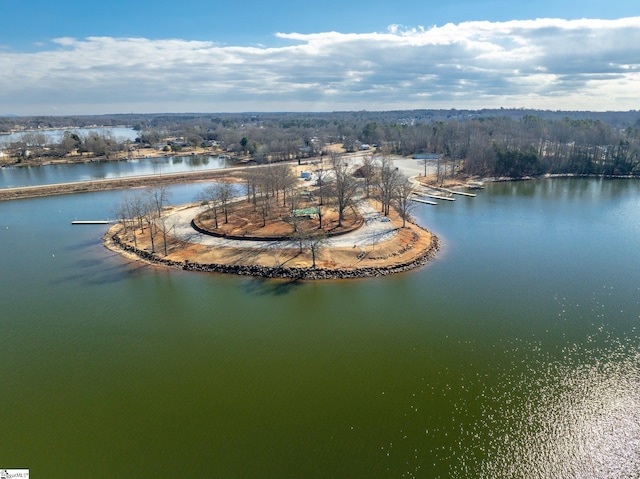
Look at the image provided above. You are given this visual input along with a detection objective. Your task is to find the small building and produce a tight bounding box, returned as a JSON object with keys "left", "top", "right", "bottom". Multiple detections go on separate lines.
{"left": 293, "top": 207, "right": 320, "bottom": 219}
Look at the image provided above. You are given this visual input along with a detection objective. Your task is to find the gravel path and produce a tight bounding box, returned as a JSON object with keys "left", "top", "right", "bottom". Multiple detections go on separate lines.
{"left": 167, "top": 200, "right": 398, "bottom": 250}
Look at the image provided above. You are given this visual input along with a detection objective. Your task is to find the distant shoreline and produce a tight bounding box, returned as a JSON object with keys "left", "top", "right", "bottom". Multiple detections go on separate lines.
{"left": 2, "top": 166, "right": 638, "bottom": 202}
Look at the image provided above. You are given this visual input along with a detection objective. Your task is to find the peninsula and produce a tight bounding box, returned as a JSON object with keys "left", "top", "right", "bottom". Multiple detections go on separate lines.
{"left": 104, "top": 197, "right": 440, "bottom": 280}
{"left": 103, "top": 159, "right": 441, "bottom": 280}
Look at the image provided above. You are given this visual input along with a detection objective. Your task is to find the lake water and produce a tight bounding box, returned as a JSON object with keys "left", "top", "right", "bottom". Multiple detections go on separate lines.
{"left": 0, "top": 155, "right": 227, "bottom": 188}
{"left": 1, "top": 178, "right": 639, "bottom": 478}
{"left": 0, "top": 127, "right": 139, "bottom": 145}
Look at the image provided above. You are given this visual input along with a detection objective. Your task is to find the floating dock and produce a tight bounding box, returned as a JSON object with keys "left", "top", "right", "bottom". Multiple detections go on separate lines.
{"left": 426, "top": 194, "right": 455, "bottom": 201}
{"left": 441, "top": 188, "right": 476, "bottom": 197}
{"left": 71, "top": 220, "right": 113, "bottom": 225}
{"left": 449, "top": 190, "right": 476, "bottom": 197}
{"left": 429, "top": 185, "right": 476, "bottom": 197}
{"left": 411, "top": 198, "right": 438, "bottom": 205}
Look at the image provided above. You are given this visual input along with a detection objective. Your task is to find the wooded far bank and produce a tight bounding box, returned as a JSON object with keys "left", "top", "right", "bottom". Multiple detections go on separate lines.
{"left": 2, "top": 109, "right": 639, "bottom": 177}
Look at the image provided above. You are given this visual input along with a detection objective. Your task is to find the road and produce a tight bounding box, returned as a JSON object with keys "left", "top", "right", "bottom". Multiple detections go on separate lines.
{"left": 0, "top": 167, "right": 244, "bottom": 201}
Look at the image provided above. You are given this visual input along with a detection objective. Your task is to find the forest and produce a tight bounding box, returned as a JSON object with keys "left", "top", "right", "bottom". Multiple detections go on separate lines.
{"left": 2, "top": 109, "right": 640, "bottom": 177}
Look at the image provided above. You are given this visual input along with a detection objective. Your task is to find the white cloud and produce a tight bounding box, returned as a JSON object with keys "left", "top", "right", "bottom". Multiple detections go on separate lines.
{"left": 1, "top": 17, "right": 640, "bottom": 114}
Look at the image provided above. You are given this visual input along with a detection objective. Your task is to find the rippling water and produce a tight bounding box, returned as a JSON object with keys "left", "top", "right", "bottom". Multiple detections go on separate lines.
{"left": 1, "top": 178, "right": 639, "bottom": 478}
{"left": 454, "top": 327, "right": 640, "bottom": 478}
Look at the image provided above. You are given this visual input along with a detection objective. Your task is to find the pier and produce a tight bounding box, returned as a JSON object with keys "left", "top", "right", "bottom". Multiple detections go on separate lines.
{"left": 429, "top": 185, "right": 476, "bottom": 197}
{"left": 449, "top": 190, "right": 476, "bottom": 197}
{"left": 71, "top": 220, "right": 114, "bottom": 225}
{"left": 425, "top": 194, "right": 455, "bottom": 201}
{"left": 410, "top": 198, "right": 438, "bottom": 205}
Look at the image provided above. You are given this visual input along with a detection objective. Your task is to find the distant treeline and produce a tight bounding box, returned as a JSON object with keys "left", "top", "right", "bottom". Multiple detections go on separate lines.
{"left": 2, "top": 109, "right": 640, "bottom": 176}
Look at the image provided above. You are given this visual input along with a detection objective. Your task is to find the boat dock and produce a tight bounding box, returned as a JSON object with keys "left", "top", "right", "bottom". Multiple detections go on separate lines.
{"left": 425, "top": 194, "right": 455, "bottom": 201}
{"left": 452, "top": 190, "right": 476, "bottom": 197}
{"left": 71, "top": 220, "right": 114, "bottom": 225}
{"left": 429, "top": 185, "right": 476, "bottom": 197}
{"left": 411, "top": 198, "right": 438, "bottom": 205}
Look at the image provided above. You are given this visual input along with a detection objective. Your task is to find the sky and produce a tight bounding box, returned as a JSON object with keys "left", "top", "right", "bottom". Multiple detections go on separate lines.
{"left": 1, "top": 0, "right": 640, "bottom": 115}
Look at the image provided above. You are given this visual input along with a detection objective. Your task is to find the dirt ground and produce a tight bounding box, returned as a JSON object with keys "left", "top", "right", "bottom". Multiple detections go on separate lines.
{"left": 195, "top": 197, "right": 362, "bottom": 239}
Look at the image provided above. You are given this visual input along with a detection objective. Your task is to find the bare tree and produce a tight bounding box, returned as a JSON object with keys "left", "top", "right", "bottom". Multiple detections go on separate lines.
{"left": 302, "top": 232, "right": 328, "bottom": 268}
{"left": 112, "top": 201, "right": 129, "bottom": 234}
{"left": 393, "top": 176, "right": 415, "bottom": 228}
{"left": 284, "top": 174, "right": 301, "bottom": 211}
{"left": 314, "top": 166, "right": 332, "bottom": 206}
{"left": 198, "top": 184, "right": 219, "bottom": 229}
{"left": 376, "top": 156, "right": 401, "bottom": 216}
{"left": 316, "top": 204, "right": 324, "bottom": 229}
{"left": 330, "top": 153, "right": 359, "bottom": 227}
{"left": 146, "top": 186, "right": 172, "bottom": 218}
{"left": 244, "top": 168, "right": 261, "bottom": 206}
{"left": 278, "top": 165, "right": 297, "bottom": 208}
{"left": 156, "top": 211, "right": 176, "bottom": 256}
{"left": 257, "top": 189, "right": 272, "bottom": 227}
{"left": 131, "top": 194, "right": 145, "bottom": 232}
{"left": 359, "top": 154, "right": 376, "bottom": 198}
{"left": 198, "top": 181, "right": 236, "bottom": 228}
{"left": 145, "top": 186, "right": 172, "bottom": 253}
{"left": 115, "top": 193, "right": 145, "bottom": 247}
{"left": 142, "top": 199, "right": 158, "bottom": 253}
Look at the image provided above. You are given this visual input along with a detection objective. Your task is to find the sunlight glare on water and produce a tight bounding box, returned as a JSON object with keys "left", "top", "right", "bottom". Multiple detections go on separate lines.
{"left": 455, "top": 334, "right": 640, "bottom": 479}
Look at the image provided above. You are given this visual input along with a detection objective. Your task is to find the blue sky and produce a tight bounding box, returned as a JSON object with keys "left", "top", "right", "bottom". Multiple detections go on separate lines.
{"left": 1, "top": 0, "right": 639, "bottom": 114}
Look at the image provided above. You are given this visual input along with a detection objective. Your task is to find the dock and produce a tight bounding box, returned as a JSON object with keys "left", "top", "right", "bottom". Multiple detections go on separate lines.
{"left": 443, "top": 188, "right": 476, "bottom": 197}
{"left": 426, "top": 194, "right": 455, "bottom": 201}
{"left": 71, "top": 220, "right": 114, "bottom": 225}
{"left": 429, "top": 185, "right": 476, "bottom": 197}
{"left": 410, "top": 198, "right": 438, "bottom": 205}
{"left": 410, "top": 183, "right": 456, "bottom": 201}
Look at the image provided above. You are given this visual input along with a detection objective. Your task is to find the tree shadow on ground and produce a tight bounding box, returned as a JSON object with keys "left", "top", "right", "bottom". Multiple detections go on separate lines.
{"left": 217, "top": 241, "right": 303, "bottom": 268}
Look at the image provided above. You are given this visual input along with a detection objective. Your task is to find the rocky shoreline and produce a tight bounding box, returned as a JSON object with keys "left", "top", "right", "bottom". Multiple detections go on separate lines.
{"left": 105, "top": 231, "right": 441, "bottom": 280}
